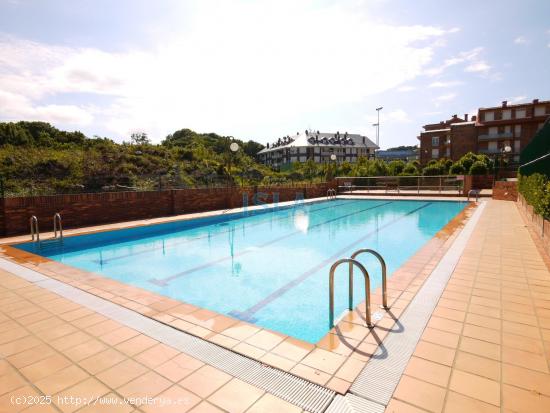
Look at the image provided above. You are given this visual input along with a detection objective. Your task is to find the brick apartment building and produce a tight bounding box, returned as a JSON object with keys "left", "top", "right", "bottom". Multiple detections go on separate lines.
{"left": 418, "top": 98, "right": 550, "bottom": 164}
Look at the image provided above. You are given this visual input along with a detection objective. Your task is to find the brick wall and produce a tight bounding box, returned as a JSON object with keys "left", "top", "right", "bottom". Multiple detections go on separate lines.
{"left": 517, "top": 194, "right": 550, "bottom": 256}
{"left": 0, "top": 182, "right": 335, "bottom": 236}
{"left": 492, "top": 181, "right": 518, "bottom": 201}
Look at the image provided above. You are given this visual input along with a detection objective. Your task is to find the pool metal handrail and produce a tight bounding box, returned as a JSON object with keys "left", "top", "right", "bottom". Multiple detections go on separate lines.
{"left": 30, "top": 216, "right": 40, "bottom": 242}
{"left": 351, "top": 248, "right": 388, "bottom": 309}
{"left": 326, "top": 188, "right": 336, "bottom": 200}
{"left": 53, "top": 213, "right": 63, "bottom": 239}
{"left": 329, "top": 258, "right": 372, "bottom": 328}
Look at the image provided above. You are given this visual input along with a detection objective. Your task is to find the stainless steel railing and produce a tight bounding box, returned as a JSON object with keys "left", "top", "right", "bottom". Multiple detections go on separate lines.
{"left": 53, "top": 213, "right": 63, "bottom": 239}
{"left": 30, "top": 216, "right": 40, "bottom": 242}
{"left": 351, "top": 249, "right": 388, "bottom": 309}
{"left": 329, "top": 258, "right": 372, "bottom": 328}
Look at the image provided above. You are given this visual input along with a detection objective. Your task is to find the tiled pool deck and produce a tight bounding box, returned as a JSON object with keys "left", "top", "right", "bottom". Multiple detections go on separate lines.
{"left": 0, "top": 198, "right": 549, "bottom": 412}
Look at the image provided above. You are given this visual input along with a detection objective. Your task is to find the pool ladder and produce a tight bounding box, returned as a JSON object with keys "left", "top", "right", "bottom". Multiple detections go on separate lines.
{"left": 30, "top": 213, "right": 64, "bottom": 243}
{"left": 328, "top": 248, "right": 388, "bottom": 328}
{"left": 326, "top": 188, "right": 337, "bottom": 200}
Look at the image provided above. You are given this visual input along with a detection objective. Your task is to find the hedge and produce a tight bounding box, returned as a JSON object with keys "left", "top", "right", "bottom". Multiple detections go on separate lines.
{"left": 518, "top": 173, "right": 550, "bottom": 220}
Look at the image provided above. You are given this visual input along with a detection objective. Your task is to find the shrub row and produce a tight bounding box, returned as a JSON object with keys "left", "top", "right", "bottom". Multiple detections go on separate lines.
{"left": 518, "top": 173, "right": 550, "bottom": 220}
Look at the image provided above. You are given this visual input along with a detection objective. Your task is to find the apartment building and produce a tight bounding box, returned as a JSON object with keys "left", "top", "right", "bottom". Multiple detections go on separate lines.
{"left": 418, "top": 98, "right": 550, "bottom": 164}
{"left": 257, "top": 130, "right": 378, "bottom": 168}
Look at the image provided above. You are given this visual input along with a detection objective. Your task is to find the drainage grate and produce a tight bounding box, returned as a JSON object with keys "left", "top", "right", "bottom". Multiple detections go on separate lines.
{"left": 349, "top": 202, "right": 486, "bottom": 406}
{"left": 325, "top": 394, "right": 385, "bottom": 413}
{"left": 0, "top": 259, "right": 335, "bottom": 413}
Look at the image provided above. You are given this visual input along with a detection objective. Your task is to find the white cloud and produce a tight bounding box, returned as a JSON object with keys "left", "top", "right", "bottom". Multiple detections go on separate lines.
{"left": 397, "top": 85, "right": 416, "bottom": 92}
{"left": 385, "top": 109, "right": 411, "bottom": 123}
{"left": 0, "top": 1, "right": 457, "bottom": 141}
{"left": 434, "top": 93, "right": 457, "bottom": 103}
{"left": 428, "top": 80, "right": 463, "bottom": 88}
{"left": 465, "top": 61, "right": 491, "bottom": 74}
{"left": 514, "top": 36, "right": 528, "bottom": 45}
{"left": 424, "top": 47, "right": 484, "bottom": 76}
{"left": 505, "top": 95, "right": 527, "bottom": 104}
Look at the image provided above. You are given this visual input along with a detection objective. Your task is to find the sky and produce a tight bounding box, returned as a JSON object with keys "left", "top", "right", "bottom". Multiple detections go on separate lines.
{"left": 0, "top": 0, "right": 549, "bottom": 149}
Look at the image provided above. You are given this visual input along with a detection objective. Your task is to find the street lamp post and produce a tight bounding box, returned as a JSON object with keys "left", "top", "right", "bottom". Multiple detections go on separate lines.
{"left": 494, "top": 145, "right": 512, "bottom": 181}
{"left": 375, "top": 106, "right": 383, "bottom": 147}
{"left": 227, "top": 140, "right": 240, "bottom": 187}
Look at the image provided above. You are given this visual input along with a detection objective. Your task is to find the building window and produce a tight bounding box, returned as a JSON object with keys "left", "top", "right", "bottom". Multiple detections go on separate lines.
{"left": 445, "top": 147, "right": 450, "bottom": 157}
{"left": 514, "top": 140, "right": 520, "bottom": 152}
{"left": 502, "top": 109, "right": 512, "bottom": 120}
{"left": 514, "top": 124, "right": 522, "bottom": 137}
{"left": 504, "top": 125, "right": 511, "bottom": 134}
{"left": 515, "top": 108, "right": 526, "bottom": 118}
{"left": 484, "top": 111, "right": 494, "bottom": 121}
{"left": 534, "top": 106, "right": 546, "bottom": 116}
{"left": 431, "top": 136, "right": 439, "bottom": 146}
{"left": 431, "top": 148, "right": 439, "bottom": 158}
{"left": 488, "top": 127, "right": 498, "bottom": 136}
{"left": 538, "top": 122, "right": 544, "bottom": 131}
{"left": 488, "top": 141, "right": 497, "bottom": 152}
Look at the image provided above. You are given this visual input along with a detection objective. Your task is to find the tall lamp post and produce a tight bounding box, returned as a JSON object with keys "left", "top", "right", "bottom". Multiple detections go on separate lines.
{"left": 228, "top": 141, "right": 240, "bottom": 187}
{"left": 375, "top": 106, "right": 383, "bottom": 147}
{"left": 494, "top": 145, "right": 512, "bottom": 181}
{"left": 372, "top": 123, "right": 378, "bottom": 159}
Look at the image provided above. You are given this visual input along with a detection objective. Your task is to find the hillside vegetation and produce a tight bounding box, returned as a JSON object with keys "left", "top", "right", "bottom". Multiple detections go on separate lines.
{"left": 0, "top": 122, "right": 496, "bottom": 197}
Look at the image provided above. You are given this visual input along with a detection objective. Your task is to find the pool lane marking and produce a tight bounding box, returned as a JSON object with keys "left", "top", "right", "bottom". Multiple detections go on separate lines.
{"left": 230, "top": 202, "right": 433, "bottom": 322}
{"left": 149, "top": 201, "right": 395, "bottom": 287}
{"left": 90, "top": 199, "right": 362, "bottom": 265}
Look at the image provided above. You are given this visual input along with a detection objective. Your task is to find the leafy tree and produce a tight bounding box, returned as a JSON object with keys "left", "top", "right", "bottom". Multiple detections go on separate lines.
{"left": 449, "top": 162, "right": 466, "bottom": 175}
{"left": 130, "top": 132, "right": 150, "bottom": 145}
{"left": 388, "top": 160, "right": 405, "bottom": 176}
{"left": 469, "top": 161, "right": 488, "bottom": 175}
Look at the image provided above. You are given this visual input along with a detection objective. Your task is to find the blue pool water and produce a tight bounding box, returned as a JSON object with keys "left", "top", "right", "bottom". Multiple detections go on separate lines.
{"left": 17, "top": 199, "right": 467, "bottom": 343}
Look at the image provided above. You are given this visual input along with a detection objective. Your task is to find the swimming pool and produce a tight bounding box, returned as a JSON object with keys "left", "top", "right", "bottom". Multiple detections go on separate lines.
{"left": 17, "top": 199, "right": 467, "bottom": 343}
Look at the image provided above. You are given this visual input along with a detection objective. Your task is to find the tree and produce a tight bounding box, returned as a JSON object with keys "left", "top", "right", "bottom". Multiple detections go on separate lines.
{"left": 469, "top": 161, "right": 488, "bottom": 175}
{"left": 130, "top": 132, "right": 150, "bottom": 145}
{"left": 449, "top": 162, "right": 466, "bottom": 175}
{"left": 388, "top": 160, "right": 405, "bottom": 176}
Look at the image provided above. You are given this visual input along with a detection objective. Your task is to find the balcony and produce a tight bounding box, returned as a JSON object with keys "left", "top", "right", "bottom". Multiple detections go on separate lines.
{"left": 478, "top": 132, "right": 513, "bottom": 141}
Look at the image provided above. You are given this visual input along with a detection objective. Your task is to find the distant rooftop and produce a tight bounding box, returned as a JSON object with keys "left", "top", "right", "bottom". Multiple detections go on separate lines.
{"left": 258, "top": 131, "right": 378, "bottom": 154}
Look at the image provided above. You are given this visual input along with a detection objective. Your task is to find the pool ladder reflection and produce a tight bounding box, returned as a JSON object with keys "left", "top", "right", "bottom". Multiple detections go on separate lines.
{"left": 328, "top": 249, "right": 389, "bottom": 328}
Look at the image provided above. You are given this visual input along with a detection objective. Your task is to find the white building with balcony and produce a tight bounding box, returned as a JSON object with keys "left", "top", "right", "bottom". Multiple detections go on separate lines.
{"left": 257, "top": 130, "right": 378, "bottom": 168}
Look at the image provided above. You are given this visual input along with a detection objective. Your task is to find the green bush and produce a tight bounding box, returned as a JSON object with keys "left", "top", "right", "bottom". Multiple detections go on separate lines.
{"left": 518, "top": 173, "right": 550, "bottom": 219}
{"left": 469, "top": 161, "right": 488, "bottom": 175}
{"left": 422, "top": 164, "right": 442, "bottom": 176}
{"left": 449, "top": 162, "right": 466, "bottom": 175}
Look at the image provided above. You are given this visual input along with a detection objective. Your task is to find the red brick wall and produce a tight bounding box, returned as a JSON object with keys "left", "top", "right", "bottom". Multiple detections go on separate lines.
{"left": 0, "top": 182, "right": 335, "bottom": 236}
{"left": 492, "top": 181, "right": 518, "bottom": 201}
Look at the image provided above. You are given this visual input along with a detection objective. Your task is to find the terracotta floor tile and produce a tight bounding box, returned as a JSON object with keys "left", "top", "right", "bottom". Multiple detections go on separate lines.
{"left": 502, "top": 320, "right": 541, "bottom": 339}
{"left": 393, "top": 375, "right": 446, "bottom": 413}
{"left": 0, "top": 335, "right": 41, "bottom": 357}
{"left": 300, "top": 348, "right": 346, "bottom": 375}
{"left": 271, "top": 337, "right": 313, "bottom": 362}
{"left": 502, "top": 346, "right": 549, "bottom": 373}
{"left": 244, "top": 329, "right": 286, "bottom": 351}
{"left": 221, "top": 323, "right": 260, "bottom": 341}
{"left": 96, "top": 359, "right": 148, "bottom": 388}
{"left": 50, "top": 331, "right": 92, "bottom": 351}
{"left": 34, "top": 364, "right": 89, "bottom": 395}
{"left": 459, "top": 337, "right": 501, "bottom": 361}
{"left": 454, "top": 351, "right": 500, "bottom": 381}
{"left": 63, "top": 339, "right": 107, "bottom": 362}
{"left": 78, "top": 348, "right": 127, "bottom": 375}
{"left": 117, "top": 371, "right": 172, "bottom": 399}
{"left": 20, "top": 353, "right": 72, "bottom": 383}
{"left": 154, "top": 353, "right": 204, "bottom": 382}
{"left": 290, "top": 363, "right": 331, "bottom": 386}
{"left": 135, "top": 343, "right": 179, "bottom": 369}
{"left": 413, "top": 340, "right": 456, "bottom": 366}
{"left": 0, "top": 370, "right": 27, "bottom": 396}
{"left": 141, "top": 385, "right": 201, "bottom": 413}
{"left": 233, "top": 342, "right": 266, "bottom": 359}
{"left": 188, "top": 401, "right": 224, "bottom": 413}
{"left": 403, "top": 356, "right": 451, "bottom": 387}
{"left": 465, "top": 313, "right": 501, "bottom": 330}
{"left": 427, "top": 316, "right": 463, "bottom": 334}
{"left": 444, "top": 391, "right": 500, "bottom": 413}
{"left": 208, "top": 378, "right": 264, "bottom": 413}
{"left": 502, "top": 363, "right": 550, "bottom": 397}
{"left": 179, "top": 365, "right": 231, "bottom": 398}
{"left": 54, "top": 377, "right": 110, "bottom": 413}
{"left": 461, "top": 324, "right": 501, "bottom": 345}
{"left": 502, "top": 332, "right": 545, "bottom": 354}
{"left": 334, "top": 357, "right": 366, "bottom": 382}
{"left": 98, "top": 326, "right": 139, "bottom": 346}
{"left": 114, "top": 334, "right": 158, "bottom": 356}
{"left": 246, "top": 393, "right": 301, "bottom": 413}
{"left": 448, "top": 369, "right": 500, "bottom": 407}
{"left": 421, "top": 327, "right": 459, "bottom": 348}
{"left": 326, "top": 377, "right": 351, "bottom": 394}
{"left": 502, "top": 383, "right": 550, "bottom": 413}
{"left": 0, "top": 385, "right": 40, "bottom": 413}
{"left": 259, "top": 352, "right": 296, "bottom": 372}
{"left": 386, "top": 398, "right": 428, "bottom": 413}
